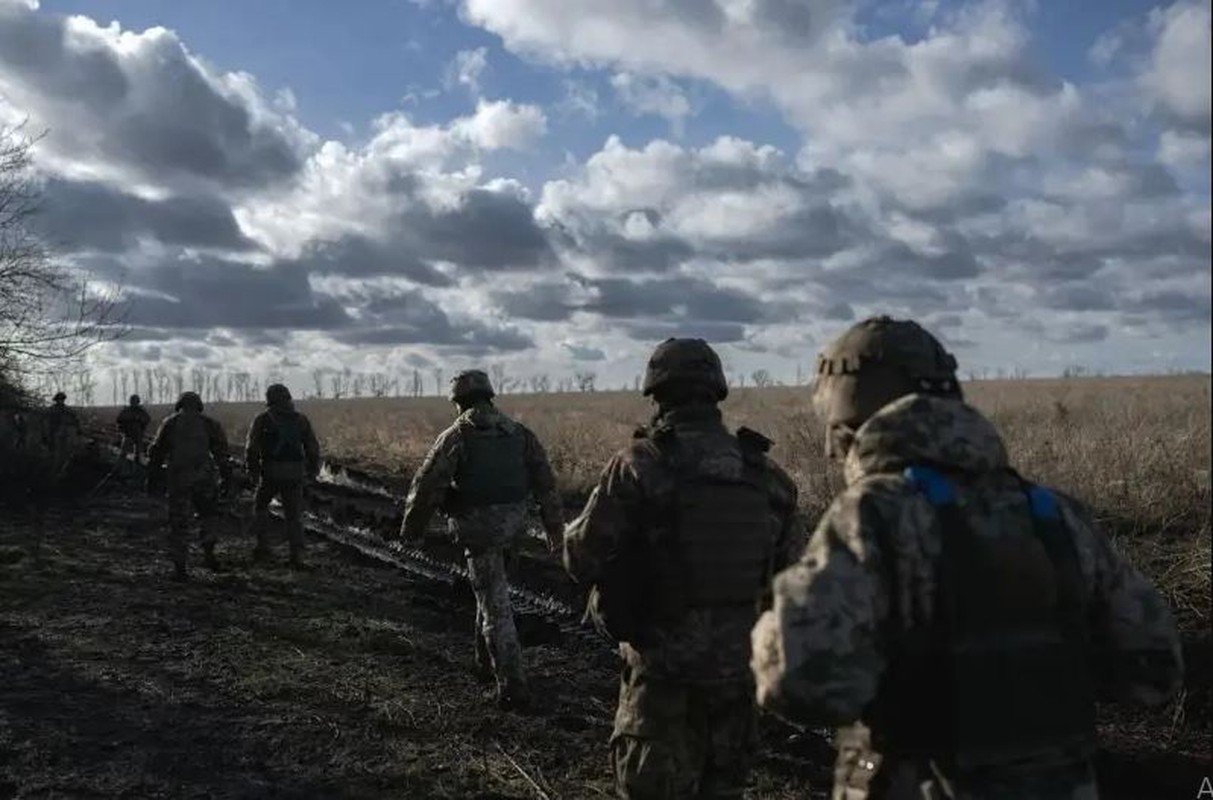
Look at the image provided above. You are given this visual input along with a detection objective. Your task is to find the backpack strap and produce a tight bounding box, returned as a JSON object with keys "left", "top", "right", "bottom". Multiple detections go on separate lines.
{"left": 903, "top": 464, "right": 957, "bottom": 506}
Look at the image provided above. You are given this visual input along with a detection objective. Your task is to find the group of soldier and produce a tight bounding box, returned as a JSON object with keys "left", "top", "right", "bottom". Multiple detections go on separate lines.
{"left": 111, "top": 315, "right": 1183, "bottom": 800}
{"left": 115, "top": 384, "right": 320, "bottom": 581}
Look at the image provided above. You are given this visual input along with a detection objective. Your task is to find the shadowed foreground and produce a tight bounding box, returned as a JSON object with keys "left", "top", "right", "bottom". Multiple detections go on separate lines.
{"left": 0, "top": 490, "right": 823, "bottom": 799}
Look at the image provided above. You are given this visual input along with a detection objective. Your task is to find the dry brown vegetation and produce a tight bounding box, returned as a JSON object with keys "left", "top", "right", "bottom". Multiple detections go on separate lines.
{"left": 102, "top": 375, "right": 1211, "bottom": 751}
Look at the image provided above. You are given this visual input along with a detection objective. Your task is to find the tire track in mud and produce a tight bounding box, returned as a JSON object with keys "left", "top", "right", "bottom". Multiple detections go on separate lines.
{"left": 82, "top": 422, "right": 838, "bottom": 789}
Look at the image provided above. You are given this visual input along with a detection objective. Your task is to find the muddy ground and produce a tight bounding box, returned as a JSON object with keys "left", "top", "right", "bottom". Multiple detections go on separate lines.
{"left": 0, "top": 473, "right": 1207, "bottom": 799}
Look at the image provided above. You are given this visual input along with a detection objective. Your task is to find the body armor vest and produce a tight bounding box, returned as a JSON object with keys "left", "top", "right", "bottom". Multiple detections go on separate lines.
{"left": 868, "top": 465, "right": 1096, "bottom": 769}
{"left": 669, "top": 434, "right": 774, "bottom": 609}
{"left": 167, "top": 412, "right": 213, "bottom": 473}
{"left": 455, "top": 423, "right": 529, "bottom": 507}
{"left": 261, "top": 411, "right": 305, "bottom": 463}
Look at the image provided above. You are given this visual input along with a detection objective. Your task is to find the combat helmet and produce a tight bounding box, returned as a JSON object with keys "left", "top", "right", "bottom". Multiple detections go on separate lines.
{"left": 266, "top": 383, "right": 292, "bottom": 407}
{"left": 129, "top": 394, "right": 142, "bottom": 406}
{"left": 642, "top": 338, "right": 729, "bottom": 401}
{"left": 175, "top": 391, "right": 204, "bottom": 413}
{"left": 448, "top": 370, "right": 495, "bottom": 404}
{"left": 813, "top": 315, "right": 960, "bottom": 457}
{"left": 52, "top": 392, "right": 67, "bottom": 404}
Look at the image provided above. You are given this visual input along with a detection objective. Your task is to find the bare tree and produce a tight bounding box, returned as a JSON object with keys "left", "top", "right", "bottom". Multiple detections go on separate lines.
{"left": 489, "top": 363, "right": 507, "bottom": 394}
{"left": 528, "top": 373, "right": 550, "bottom": 394}
{"left": 574, "top": 371, "right": 597, "bottom": 392}
{"left": 369, "top": 372, "right": 391, "bottom": 398}
{"left": 311, "top": 368, "right": 326, "bottom": 399}
{"left": 750, "top": 369, "right": 773, "bottom": 389}
{"left": 411, "top": 369, "right": 423, "bottom": 397}
{"left": 0, "top": 124, "right": 124, "bottom": 384}
{"left": 432, "top": 368, "right": 444, "bottom": 396}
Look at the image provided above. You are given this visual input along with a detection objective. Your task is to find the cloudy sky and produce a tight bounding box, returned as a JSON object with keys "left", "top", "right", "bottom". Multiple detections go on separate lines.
{"left": 2, "top": 0, "right": 1209, "bottom": 394}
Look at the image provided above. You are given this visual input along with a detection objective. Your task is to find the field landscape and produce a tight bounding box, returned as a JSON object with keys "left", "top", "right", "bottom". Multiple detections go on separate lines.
{"left": 5, "top": 372, "right": 1187, "bottom": 798}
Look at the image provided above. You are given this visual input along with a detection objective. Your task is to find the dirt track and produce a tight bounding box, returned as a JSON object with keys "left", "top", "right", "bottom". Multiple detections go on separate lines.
{"left": 0, "top": 462, "right": 1207, "bottom": 798}
{"left": 0, "top": 481, "right": 832, "bottom": 799}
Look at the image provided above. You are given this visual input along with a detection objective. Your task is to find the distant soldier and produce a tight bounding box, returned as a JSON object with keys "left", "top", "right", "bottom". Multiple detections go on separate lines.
{"left": 45, "top": 391, "right": 81, "bottom": 475}
{"left": 246, "top": 383, "right": 320, "bottom": 568}
{"left": 116, "top": 394, "right": 151, "bottom": 468}
{"left": 147, "top": 391, "right": 231, "bottom": 581}
{"left": 396, "top": 369, "right": 564, "bottom": 710}
{"left": 564, "top": 338, "right": 802, "bottom": 800}
{"left": 751, "top": 316, "right": 1184, "bottom": 799}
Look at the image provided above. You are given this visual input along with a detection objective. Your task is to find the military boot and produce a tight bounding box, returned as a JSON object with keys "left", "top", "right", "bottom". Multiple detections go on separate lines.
{"left": 203, "top": 543, "right": 223, "bottom": 573}
{"left": 497, "top": 679, "right": 532, "bottom": 712}
{"left": 473, "top": 636, "right": 494, "bottom": 684}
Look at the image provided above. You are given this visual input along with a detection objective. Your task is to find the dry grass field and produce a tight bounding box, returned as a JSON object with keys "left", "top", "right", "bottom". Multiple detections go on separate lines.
{"left": 98, "top": 375, "right": 1211, "bottom": 748}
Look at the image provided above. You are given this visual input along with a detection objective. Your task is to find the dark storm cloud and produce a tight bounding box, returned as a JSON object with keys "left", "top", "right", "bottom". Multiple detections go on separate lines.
{"left": 563, "top": 343, "right": 606, "bottom": 361}
{"left": 126, "top": 258, "right": 351, "bottom": 331}
{"left": 407, "top": 188, "right": 556, "bottom": 271}
{"left": 326, "top": 285, "right": 534, "bottom": 352}
{"left": 624, "top": 320, "right": 748, "bottom": 343}
{"left": 1120, "top": 290, "right": 1212, "bottom": 322}
{"left": 0, "top": 2, "right": 308, "bottom": 191}
{"left": 1043, "top": 322, "right": 1110, "bottom": 345}
{"left": 283, "top": 236, "right": 454, "bottom": 286}
{"left": 36, "top": 179, "right": 258, "bottom": 253}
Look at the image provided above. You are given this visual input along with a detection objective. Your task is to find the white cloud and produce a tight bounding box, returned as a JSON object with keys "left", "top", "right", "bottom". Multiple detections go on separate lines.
{"left": 1142, "top": 0, "right": 1211, "bottom": 130}
{"left": 451, "top": 98, "right": 548, "bottom": 150}
{"left": 448, "top": 46, "right": 488, "bottom": 94}
{"left": 610, "top": 72, "right": 693, "bottom": 133}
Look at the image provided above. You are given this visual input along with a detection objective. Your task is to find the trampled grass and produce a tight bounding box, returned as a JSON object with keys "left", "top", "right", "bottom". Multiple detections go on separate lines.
{"left": 101, "top": 375, "right": 1212, "bottom": 738}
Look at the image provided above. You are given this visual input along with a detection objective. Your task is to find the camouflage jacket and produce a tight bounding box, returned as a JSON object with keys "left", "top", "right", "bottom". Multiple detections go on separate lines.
{"left": 751, "top": 395, "right": 1184, "bottom": 797}
{"left": 400, "top": 402, "right": 563, "bottom": 549}
{"left": 116, "top": 405, "right": 151, "bottom": 436}
{"left": 565, "top": 405, "right": 805, "bottom": 683}
{"left": 148, "top": 409, "right": 230, "bottom": 488}
{"left": 245, "top": 405, "right": 321, "bottom": 482}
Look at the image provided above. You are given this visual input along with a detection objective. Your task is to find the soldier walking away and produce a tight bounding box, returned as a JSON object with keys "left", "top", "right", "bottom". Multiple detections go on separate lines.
{"left": 750, "top": 316, "right": 1184, "bottom": 800}
{"left": 45, "top": 391, "right": 81, "bottom": 477}
{"left": 395, "top": 369, "right": 564, "bottom": 711}
{"left": 116, "top": 394, "right": 151, "bottom": 472}
{"left": 564, "top": 338, "right": 803, "bottom": 800}
{"left": 147, "top": 391, "right": 232, "bottom": 581}
{"left": 246, "top": 383, "right": 320, "bottom": 569}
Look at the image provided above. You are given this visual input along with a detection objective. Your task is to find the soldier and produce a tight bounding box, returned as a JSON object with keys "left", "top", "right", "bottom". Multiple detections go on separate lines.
{"left": 751, "top": 316, "right": 1184, "bottom": 799}
{"left": 116, "top": 394, "right": 151, "bottom": 469}
{"left": 147, "top": 391, "right": 231, "bottom": 581}
{"left": 564, "top": 339, "right": 802, "bottom": 800}
{"left": 395, "top": 369, "right": 564, "bottom": 710}
{"left": 45, "top": 391, "right": 81, "bottom": 475}
{"left": 246, "top": 383, "right": 321, "bottom": 568}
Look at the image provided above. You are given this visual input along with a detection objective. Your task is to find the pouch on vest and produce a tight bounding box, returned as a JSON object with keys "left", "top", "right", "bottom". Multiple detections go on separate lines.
{"left": 455, "top": 424, "right": 529, "bottom": 508}
{"left": 672, "top": 446, "right": 773, "bottom": 611}
{"left": 260, "top": 412, "right": 306, "bottom": 482}
{"left": 868, "top": 465, "right": 1095, "bottom": 769}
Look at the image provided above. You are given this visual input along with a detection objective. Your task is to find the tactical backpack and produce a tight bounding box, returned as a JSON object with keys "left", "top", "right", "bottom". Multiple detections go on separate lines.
{"left": 866, "top": 465, "right": 1096, "bottom": 770}
{"left": 587, "top": 425, "right": 778, "bottom": 645}
{"left": 452, "top": 420, "right": 529, "bottom": 509}
{"left": 257, "top": 410, "right": 309, "bottom": 483}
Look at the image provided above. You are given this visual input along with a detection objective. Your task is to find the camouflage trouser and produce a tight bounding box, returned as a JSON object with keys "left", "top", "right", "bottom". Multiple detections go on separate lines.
{"left": 831, "top": 724, "right": 1099, "bottom": 800}
{"left": 167, "top": 480, "right": 219, "bottom": 566}
{"left": 610, "top": 665, "right": 758, "bottom": 800}
{"left": 119, "top": 432, "right": 146, "bottom": 467}
{"left": 250, "top": 479, "right": 305, "bottom": 554}
{"left": 466, "top": 544, "right": 525, "bottom": 693}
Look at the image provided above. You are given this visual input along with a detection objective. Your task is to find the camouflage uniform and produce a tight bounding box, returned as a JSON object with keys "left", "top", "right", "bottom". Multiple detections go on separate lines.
{"left": 147, "top": 392, "right": 230, "bottom": 579}
{"left": 751, "top": 318, "right": 1184, "bottom": 800}
{"left": 565, "top": 339, "right": 803, "bottom": 800}
{"left": 246, "top": 384, "right": 321, "bottom": 566}
{"left": 116, "top": 395, "right": 151, "bottom": 468}
{"left": 45, "top": 393, "right": 81, "bottom": 478}
{"left": 399, "top": 371, "right": 564, "bottom": 707}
